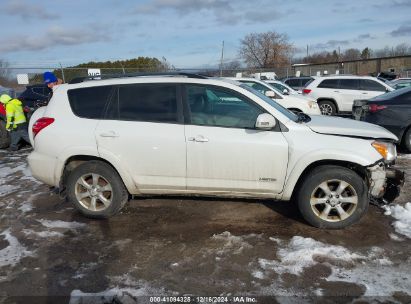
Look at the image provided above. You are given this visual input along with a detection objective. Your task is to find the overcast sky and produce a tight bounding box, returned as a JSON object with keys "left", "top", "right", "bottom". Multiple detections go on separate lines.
{"left": 0, "top": 0, "right": 410, "bottom": 68}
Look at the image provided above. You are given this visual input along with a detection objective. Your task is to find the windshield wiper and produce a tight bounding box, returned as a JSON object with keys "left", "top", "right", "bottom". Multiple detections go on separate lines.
{"left": 296, "top": 112, "right": 311, "bottom": 123}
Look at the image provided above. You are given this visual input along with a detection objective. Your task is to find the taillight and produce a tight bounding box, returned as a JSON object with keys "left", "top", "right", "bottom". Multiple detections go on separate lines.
{"left": 302, "top": 89, "right": 311, "bottom": 94}
{"left": 368, "top": 104, "right": 387, "bottom": 113}
{"left": 32, "top": 117, "right": 54, "bottom": 137}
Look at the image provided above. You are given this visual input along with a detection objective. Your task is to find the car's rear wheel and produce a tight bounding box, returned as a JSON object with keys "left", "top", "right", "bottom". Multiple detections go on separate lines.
{"left": 66, "top": 160, "right": 128, "bottom": 218}
{"left": 318, "top": 100, "right": 336, "bottom": 116}
{"left": 403, "top": 127, "right": 411, "bottom": 153}
{"left": 0, "top": 120, "right": 10, "bottom": 149}
{"left": 297, "top": 165, "right": 368, "bottom": 229}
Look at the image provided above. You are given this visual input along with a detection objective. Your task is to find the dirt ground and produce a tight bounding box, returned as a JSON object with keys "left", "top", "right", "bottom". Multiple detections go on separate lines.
{"left": 0, "top": 149, "right": 410, "bottom": 304}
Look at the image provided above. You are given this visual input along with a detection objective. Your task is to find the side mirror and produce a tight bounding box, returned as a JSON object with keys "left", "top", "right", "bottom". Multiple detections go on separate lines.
{"left": 283, "top": 89, "right": 289, "bottom": 95}
{"left": 265, "top": 90, "right": 275, "bottom": 98}
{"left": 255, "top": 113, "right": 277, "bottom": 130}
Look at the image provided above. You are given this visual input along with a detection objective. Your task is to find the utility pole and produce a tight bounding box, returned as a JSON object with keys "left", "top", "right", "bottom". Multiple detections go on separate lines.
{"left": 219, "top": 40, "right": 224, "bottom": 77}
{"left": 59, "top": 62, "right": 65, "bottom": 83}
{"left": 306, "top": 45, "right": 309, "bottom": 58}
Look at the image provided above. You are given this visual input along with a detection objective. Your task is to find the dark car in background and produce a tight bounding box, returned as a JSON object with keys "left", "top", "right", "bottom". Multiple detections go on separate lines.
{"left": 18, "top": 84, "right": 50, "bottom": 108}
{"left": 282, "top": 76, "right": 314, "bottom": 92}
{"left": 353, "top": 87, "right": 411, "bottom": 152}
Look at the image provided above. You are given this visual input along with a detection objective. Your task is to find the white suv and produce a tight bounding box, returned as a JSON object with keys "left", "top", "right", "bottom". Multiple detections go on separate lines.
{"left": 227, "top": 77, "right": 321, "bottom": 115}
{"left": 303, "top": 76, "right": 393, "bottom": 115}
{"left": 28, "top": 73, "right": 403, "bottom": 229}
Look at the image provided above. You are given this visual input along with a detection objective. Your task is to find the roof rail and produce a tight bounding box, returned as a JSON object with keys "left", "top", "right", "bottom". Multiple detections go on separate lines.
{"left": 68, "top": 72, "right": 208, "bottom": 84}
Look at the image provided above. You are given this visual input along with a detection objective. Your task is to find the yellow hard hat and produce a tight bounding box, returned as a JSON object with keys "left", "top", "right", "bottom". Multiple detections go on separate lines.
{"left": 0, "top": 94, "right": 12, "bottom": 104}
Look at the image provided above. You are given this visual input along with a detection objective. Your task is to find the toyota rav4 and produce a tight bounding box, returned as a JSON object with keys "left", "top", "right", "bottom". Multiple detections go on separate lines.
{"left": 28, "top": 73, "right": 403, "bottom": 229}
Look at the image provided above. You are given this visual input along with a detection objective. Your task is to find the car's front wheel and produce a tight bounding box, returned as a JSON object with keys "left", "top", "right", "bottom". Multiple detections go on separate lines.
{"left": 66, "top": 160, "right": 129, "bottom": 218}
{"left": 297, "top": 165, "right": 368, "bottom": 229}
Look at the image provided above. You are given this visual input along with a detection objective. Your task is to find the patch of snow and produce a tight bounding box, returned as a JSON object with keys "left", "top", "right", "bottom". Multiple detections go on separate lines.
{"left": 386, "top": 203, "right": 411, "bottom": 239}
{"left": 258, "top": 236, "right": 365, "bottom": 276}
{"left": 389, "top": 233, "right": 404, "bottom": 242}
{"left": 327, "top": 264, "right": 411, "bottom": 296}
{"left": 23, "top": 229, "right": 64, "bottom": 238}
{"left": 398, "top": 153, "right": 411, "bottom": 159}
{"left": 211, "top": 231, "right": 253, "bottom": 255}
{"left": 70, "top": 274, "right": 169, "bottom": 303}
{"left": 0, "top": 164, "right": 26, "bottom": 179}
{"left": 0, "top": 184, "right": 19, "bottom": 197}
{"left": 255, "top": 236, "right": 408, "bottom": 297}
{"left": 251, "top": 270, "right": 265, "bottom": 279}
{"left": 38, "top": 219, "right": 87, "bottom": 230}
{"left": 170, "top": 263, "right": 179, "bottom": 267}
{"left": 18, "top": 201, "right": 33, "bottom": 213}
{"left": 72, "top": 262, "right": 98, "bottom": 279}
{"left": 269, "top": 237, "right": 282, "bottom": 244}
{"left": 0, "top": 229, "right": 34, "bottom": 267}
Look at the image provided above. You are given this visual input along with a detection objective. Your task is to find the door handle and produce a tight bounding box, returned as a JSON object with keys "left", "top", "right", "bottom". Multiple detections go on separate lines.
{"left": 99, "top": 131, "right": 119, "bottom": 138}
{"left": 362, "top": 92, "right": 368, "bottom": 94}
{"left": 333, "top": 90, "right": 340, "bottom": 93}
{"left": 188, "top": 135, "right": 209, "bottom": 142}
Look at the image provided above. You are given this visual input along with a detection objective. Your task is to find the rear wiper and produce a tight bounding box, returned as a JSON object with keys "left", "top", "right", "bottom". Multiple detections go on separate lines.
{"left": 296, "top": 112, "right": 311, "bottom": 123}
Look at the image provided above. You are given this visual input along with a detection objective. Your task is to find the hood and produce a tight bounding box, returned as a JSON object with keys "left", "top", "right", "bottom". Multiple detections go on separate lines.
{"left": 305, "top": 115, "right": 398, "bottom": 141}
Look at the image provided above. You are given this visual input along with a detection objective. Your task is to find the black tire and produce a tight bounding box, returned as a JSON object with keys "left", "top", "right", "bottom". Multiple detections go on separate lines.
{"left": 66, "top": 160, "right": 129, "bottom": 219}
{"left": 318, "top": 100, "right": 337, "bottom": 116}
{"left": 403, "top": 127, "right": 411, "bottom": 153}
{"left": 297, "top": 165, "right": 368, "bottom": 229}
{"left": 0, "top": 120, "right": 10, "bottom": 149}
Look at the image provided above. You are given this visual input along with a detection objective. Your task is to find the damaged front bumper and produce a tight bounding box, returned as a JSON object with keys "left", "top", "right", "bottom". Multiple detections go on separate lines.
{"left": 367, "top": 162, "right": 405, "bottom": 205}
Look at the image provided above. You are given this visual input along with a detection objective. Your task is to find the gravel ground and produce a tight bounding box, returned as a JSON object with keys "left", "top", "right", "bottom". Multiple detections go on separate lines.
{"left": 0, "top": 149, "right": 410, "bottom": 304}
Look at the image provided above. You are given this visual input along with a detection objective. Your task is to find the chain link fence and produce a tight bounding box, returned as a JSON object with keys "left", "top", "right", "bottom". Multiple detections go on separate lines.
{"left": 1, "top": 64, "right": 410, "bottom": 93}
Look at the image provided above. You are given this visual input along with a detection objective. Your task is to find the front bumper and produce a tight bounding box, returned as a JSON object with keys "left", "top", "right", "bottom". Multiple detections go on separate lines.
{"left": 367, "top": 162, "right": 404, "bottom": 204}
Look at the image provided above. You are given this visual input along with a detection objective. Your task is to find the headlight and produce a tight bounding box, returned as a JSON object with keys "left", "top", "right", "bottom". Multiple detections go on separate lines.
{"left": 372, "top": 141, "right": 397, "bottom": 163}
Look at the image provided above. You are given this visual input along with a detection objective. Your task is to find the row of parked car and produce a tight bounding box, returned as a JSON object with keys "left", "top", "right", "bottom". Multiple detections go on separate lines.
{"left": 235, "top": 75, "right": 410, "bottom": 153}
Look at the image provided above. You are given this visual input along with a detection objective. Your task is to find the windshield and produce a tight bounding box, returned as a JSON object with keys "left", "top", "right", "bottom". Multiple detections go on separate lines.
{"left": 240, "top": 84, "right": 298, "bottom": 121}
{"left": 368, "top": 86, "right": 411, "bottom": 101}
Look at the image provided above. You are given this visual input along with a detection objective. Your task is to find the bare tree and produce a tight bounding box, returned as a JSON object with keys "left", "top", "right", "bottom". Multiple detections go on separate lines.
{"left": 361, "top": 47, "right": 372, "bottom": 60}
{"left": 374, "top": 46, "right": 391, "bottom": 58}
{"left": 343, "top": 48, "right": 361, "bottom": 61}
{"left": 239, "top": 31, "right": 294, "bottom": 69}
{"left": 394, "top": 43, "right": 409, "bottom": 56}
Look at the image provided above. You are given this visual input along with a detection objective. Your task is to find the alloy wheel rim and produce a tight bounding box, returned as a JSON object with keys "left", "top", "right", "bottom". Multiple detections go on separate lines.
{"left": 74, "top": 173, "right": 113, "bottom": 211}
{"left": 310, "top": 179, "right": 358, "bottom": 222}
{"left": 320, "top": 104, "right": 333, "bottom": 115}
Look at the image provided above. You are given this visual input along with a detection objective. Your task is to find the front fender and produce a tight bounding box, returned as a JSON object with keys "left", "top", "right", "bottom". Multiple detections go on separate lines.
{"left": 281, "top": 148, "right": 379, "bottom": 200}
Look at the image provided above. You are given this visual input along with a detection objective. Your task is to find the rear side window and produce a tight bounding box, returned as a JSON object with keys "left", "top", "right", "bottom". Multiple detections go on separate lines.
{"left": 108, "top": 84, "right": 178, "bottom": 123}
{"left": 301, "top": 78, "right": 313, "bottom": 86}
{"left": 360, "top": 79, "right": 386, "bottom": 92}
{"left": 317, "top": 79, "right": 339, "bottom": 89}
{"left": 339, "top": 79, "right": 360, "bottom": 90}
{"left": 68, "top": 86, "right": 113, "bottom": 119}
{"left": 285, "top": 79, "right": 299, "bottom": 87}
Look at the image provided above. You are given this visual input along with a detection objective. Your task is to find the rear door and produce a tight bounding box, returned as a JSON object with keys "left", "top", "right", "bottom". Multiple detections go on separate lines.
{"left": 95, "top": 83, "right": 186, "bottom": 193}
{"left": 359, "top": 79, "right": 388, "bottom": 99}
{"left": 183, "top": 84, "right": 289, "bottom": 195}
{"left": 338, "top": 79, "right": 361, "bottom": 111}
